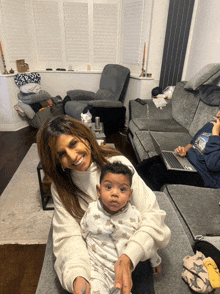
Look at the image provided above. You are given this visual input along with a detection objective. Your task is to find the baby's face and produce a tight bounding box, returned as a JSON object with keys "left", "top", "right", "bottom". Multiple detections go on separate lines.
{"left": 96, "top": 172, "right": 133, "bottom": 215}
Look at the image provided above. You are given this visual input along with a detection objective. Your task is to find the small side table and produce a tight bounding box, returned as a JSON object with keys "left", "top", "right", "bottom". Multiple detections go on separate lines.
{"left": 37, "top": 162, "right": 54, "bottom": 210}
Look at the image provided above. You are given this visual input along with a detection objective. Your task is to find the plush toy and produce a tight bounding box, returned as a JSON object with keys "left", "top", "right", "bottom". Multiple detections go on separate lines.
{"left": 81, "top": 110, "right": 92, "bottom": 127}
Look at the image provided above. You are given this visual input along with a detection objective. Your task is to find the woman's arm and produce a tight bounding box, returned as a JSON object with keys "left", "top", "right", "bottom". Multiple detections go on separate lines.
{"left": 111, "top": 156, "right": 171, "bottom": 293}
{"left": 51, "top": 183, "right": 91, "bottom": 293}
{"left": 109, "top": 156, "right": 171, "bottom": 268}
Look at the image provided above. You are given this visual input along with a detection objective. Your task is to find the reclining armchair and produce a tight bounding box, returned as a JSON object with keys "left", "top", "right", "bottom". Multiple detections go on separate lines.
{"left": 64, "top": 64, "right": 130, "bottom": 135}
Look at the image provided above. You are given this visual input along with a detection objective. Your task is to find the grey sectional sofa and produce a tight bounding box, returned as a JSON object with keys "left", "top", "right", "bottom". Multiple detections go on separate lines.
{"left": 127, "top": 80, "right": 220, "bottom": 292}
{"left": 128, "top": 81, "right": 219, "bottom": 163}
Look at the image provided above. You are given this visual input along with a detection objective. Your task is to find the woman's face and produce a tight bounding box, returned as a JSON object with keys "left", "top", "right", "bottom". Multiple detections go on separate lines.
{"left": 56, "top": 134, "right": 92, "bottom": 171}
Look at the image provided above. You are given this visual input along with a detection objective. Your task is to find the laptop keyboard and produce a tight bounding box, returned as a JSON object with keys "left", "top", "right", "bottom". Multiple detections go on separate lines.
{"left": 162, "top": 152, "right": 185, "bottom": 169}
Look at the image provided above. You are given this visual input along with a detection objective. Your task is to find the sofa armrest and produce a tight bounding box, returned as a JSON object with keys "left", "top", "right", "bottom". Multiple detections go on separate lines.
{"left": 66, "top": 90, "right": 96, "bottom": 101}
{"left": 14, "top": 102, "right": 35, "bottom": 119}
{"left": 88, "top": 100, "right": 123, "bottom": 108}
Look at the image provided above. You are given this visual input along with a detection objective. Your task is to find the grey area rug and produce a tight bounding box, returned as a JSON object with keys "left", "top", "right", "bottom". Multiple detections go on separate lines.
{"left": 0, "top": 143, "right": 53, "bottom": 245}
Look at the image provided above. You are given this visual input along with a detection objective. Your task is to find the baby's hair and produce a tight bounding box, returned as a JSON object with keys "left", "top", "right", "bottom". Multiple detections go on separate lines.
{"left": 100, "top": 161, "right": 134, "bottom": 186}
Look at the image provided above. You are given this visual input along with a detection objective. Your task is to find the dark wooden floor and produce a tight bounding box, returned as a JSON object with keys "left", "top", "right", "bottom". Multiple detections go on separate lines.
{"left": 0, "top": 126, "right": 38, "bottom": 195}
{"left": 0, "top": 126, "right": 137, "bottom": 195}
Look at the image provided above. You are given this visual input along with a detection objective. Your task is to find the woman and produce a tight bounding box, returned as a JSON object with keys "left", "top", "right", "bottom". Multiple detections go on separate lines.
{"left": 37, "top": 115, "right": 171, "bottom": 294}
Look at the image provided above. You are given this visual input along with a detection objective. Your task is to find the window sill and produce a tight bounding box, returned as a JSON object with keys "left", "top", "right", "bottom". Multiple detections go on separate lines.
{"left": 0, "top": 69, "right": 102, "bottom": 77}
{"left": 130, "top": 74, "right": 154, "bottom": 80}
{"left": 0, "top": 70, "right": 154, "bottom": 79}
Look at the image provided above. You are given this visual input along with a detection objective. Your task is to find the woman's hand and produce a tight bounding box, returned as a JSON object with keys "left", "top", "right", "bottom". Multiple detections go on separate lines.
{"left": 114, "top": 254, "right": 133, "bottom": 294}
{"left": 73, "top": 277, "right": 90, "bottom": 294}
{"left": 211, "top": 117, "right": 220, "bottom": 136}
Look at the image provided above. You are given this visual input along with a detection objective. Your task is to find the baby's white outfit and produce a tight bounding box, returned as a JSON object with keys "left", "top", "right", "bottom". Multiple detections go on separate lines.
{"left": 80, "top": 199, "right": 161, "bottom": 294}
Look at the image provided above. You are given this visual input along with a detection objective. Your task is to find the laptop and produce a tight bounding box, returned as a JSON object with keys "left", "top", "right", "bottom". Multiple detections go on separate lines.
{"left": 150, "top": 132, "right": 197, "bottom": 172}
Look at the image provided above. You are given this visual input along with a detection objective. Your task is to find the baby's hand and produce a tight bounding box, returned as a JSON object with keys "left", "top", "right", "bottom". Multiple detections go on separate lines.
{"left": 152, "top": 263, "right": 161, "bottom": 275}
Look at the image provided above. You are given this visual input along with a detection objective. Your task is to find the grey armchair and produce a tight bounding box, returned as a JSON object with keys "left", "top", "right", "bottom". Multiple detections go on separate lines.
{"left": 64, "top": 64, "right": 130, "bottom": 135}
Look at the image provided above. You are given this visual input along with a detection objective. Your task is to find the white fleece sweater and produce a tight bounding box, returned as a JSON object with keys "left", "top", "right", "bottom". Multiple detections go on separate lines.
{"left": 51, "top": 155, "right": 171, "bottom": 293}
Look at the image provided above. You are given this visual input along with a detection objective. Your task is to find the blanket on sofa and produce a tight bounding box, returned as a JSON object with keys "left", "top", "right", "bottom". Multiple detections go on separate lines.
{"left": 198, "top": 84, "right": 220, "bottom": 106}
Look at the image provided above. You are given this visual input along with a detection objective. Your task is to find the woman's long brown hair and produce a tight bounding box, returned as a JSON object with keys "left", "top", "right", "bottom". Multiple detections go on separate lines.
{"left": 37, "top": 115, "right": 121, "bottom": 219}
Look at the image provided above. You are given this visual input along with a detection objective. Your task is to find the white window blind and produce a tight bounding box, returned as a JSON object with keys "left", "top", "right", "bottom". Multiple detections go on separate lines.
{"left": 121, "top": 0, "right": 146, "bottom": 74}
{"left": 0, "top": 0, "right": 151, "bottom": 74}
{"left": 32, "top": 1, "right": 63, "bottom": 62}
{"left": 0, "top": 0, "right": 32, "bottom": 66}
{"left": 63, "top": 1, "right": 89, "bottom": 64}
{"left": 93, "top": 3, "right": 118, "bottom": 65}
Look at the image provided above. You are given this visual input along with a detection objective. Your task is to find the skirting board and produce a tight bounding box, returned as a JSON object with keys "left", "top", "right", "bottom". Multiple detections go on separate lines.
{"left": 0, "top": 120, "right": 29, "bottom": 131}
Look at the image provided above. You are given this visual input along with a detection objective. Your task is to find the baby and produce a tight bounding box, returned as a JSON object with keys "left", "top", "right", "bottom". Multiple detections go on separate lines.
{"left": 80, "top": 161, "right": 161, "bottom": 294}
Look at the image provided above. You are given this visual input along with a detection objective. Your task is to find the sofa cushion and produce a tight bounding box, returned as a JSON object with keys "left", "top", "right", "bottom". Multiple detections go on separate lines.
{"left": 188, "top": 100, "right": 219, "bottom": 137}
{"left": 129, "top": 99, "right": 173, "bottom": 120}
{"left": 184, "top": 63, "right": 220, "bottom": 91}
{"left": 65, "top": 101, "right": 88, "bottom": 121}
{"left": 132, "top": 118, "right": 188, "bottom": 133}
{"left": 150, "top": 132, "right": 192, "bottom": 151}
{"left": 163, "top": 185, "right": 220, "bottom": 238}
{"left": 94, "top": 89, "right": 116, "bottom": 101}
{"left": 172, "top": 82, "right": 200, "bottom": 131}
{"left": 132, "top": 131, "right": 192, "bottom": 163}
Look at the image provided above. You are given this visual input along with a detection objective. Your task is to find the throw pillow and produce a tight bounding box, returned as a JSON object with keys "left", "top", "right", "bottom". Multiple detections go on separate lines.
{"left": 20, "top": 83, "right": 41, "bottom": 94}
{"left": 184, "top": 63, "right": 220, "bottom": 90}
{"left": 14, "top": 72, "right": 41, "bottom": 87}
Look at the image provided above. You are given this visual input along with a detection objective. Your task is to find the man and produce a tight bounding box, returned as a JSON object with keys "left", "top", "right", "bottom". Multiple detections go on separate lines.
{"left": 136, "top": 109, "right": 220, "bottom": 190}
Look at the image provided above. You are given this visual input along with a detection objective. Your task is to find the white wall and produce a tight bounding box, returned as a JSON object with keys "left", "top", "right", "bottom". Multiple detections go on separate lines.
{"left": 183, "top": 0, "right": 220, "bottom": 80}
{"left": 147, "top": 0, "right": 170, "bottom": 80}
{"left": 40, "top": 71, "right": 101, "bottom": 98}
{"left": 0, "top": 75, "right": 28, "bottom": 131}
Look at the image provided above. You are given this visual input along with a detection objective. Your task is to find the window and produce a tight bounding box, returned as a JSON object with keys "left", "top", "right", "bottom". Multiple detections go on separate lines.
{"left": 0, "top": 0, "right": 152, "bottom": 74}
{"left": 121, "top": 0, "right": 145, "bottom": 74}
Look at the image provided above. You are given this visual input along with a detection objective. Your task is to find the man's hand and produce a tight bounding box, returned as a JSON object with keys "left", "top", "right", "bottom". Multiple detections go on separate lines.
{"left": 174, "top": 146, "right": 187, "bottom": 157}
{"left": 73, "top": 276, "right": 90, "bottom": 294}
{"left": 211, "top": 117, "right": 220, "bottom": 136}
{"left": 114, "top": 254, "right": 133, "bottom": 294}
{"left": 175, "top": 144, "right": 192, "bottom": 157}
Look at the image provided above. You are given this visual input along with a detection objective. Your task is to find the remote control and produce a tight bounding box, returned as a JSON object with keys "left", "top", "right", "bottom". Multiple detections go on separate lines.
{"left": 135, "top": 98, "right": 148, "bottom": 105}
